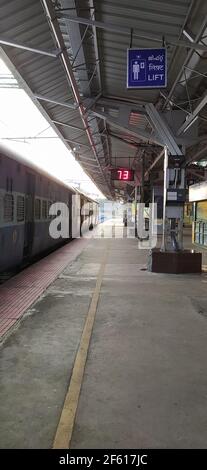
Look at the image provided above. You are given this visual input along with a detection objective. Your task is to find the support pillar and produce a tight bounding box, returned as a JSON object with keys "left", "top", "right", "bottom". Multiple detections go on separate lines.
{"left": 149, "top": 147, "right": 202, "bottom": 273}
{"left": 134, "top": 185, "right": 138, "bottom": 238}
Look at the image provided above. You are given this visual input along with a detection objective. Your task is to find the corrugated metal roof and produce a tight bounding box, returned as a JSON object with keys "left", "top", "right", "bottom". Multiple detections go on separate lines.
{"left": 0, "top": 0, "right": 207, "bottom": 198}
{"left": 0, "top": 0, "right": 112, "bottom": 197}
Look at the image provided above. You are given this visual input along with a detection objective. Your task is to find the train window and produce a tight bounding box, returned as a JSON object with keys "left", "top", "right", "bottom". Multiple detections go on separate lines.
{"left": 17, "top": 195, "right": 25, "bottom": 222}
{"left": 35, "top": 198, "right": 41, "bottom": 220}
{"left": 0, "top": 194, "right": 2, "bottom": 222}
{"left": 48, "top": 201, "right": 53, "bottom": 218}
{"left": 42, "top": 200, "right": 47, "bottom": 219}
{"left": 4, "top": 194, "right": 14, "bottom": 222}
{"left": 6, "top": 177, "right": 13, "bottom": 192}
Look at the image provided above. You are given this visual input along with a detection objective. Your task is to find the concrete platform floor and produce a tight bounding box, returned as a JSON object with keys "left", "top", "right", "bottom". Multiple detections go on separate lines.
{"left": 1, "top": 225, "right": 207, "bottom": 448}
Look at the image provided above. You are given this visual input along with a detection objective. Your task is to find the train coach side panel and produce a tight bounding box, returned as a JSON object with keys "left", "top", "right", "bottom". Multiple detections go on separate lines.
{"left": 0, "top": 153, "right": 26, "bottom": 271}
{"left": 31, "top": 178, "right": 72, "bottom": 257}
{"left": 0, "top": 225, "right": 24, "bottom": 272}
{"left": 31, "top": 221, "right": 64, "bottom": 257}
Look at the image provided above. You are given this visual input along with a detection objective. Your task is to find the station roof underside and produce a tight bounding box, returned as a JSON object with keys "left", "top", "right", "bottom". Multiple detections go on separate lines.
{"left": 1, "top": 0, "right": 207, "bottom": 198}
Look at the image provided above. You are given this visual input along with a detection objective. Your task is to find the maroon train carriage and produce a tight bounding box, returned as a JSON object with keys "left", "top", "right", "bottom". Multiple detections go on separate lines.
{"left": 0, "top": 142, "right": 98, "bottom": 273}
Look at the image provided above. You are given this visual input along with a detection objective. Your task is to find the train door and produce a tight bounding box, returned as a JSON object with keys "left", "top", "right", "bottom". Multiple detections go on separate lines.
{"left": 68, "top": 192, "right": 72, "bottom": 239}
{"left": 23, "top": 172, "right": 35, "bottom": 258}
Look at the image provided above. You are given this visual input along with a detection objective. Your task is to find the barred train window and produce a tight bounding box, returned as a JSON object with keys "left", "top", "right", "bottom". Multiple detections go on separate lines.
{"left": 35, "top": 198, "right": 41, "bottom": 220}
{"left": 4, "top": 194, "right": 14, "bottom": 222}
{"left": 48, "top": 201, "right": 52, "bottom": 218}
{"left": 17, "top": 195, "right": 25, "bottom": 222}
{"left": 42, "top": 200, "right": 47, "bottom": 219}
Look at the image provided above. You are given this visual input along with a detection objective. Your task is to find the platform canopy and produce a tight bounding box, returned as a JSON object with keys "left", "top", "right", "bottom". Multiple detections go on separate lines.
{"left": 1, "top": 0, "right": 207, "bottom": 198}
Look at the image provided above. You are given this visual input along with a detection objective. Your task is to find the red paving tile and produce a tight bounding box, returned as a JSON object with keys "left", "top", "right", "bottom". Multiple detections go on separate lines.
{"left": 0, "top": 320, "right": 17, "bottom": 338}
{"left": 0, "top": 238, "right": 88, "bottom": 340}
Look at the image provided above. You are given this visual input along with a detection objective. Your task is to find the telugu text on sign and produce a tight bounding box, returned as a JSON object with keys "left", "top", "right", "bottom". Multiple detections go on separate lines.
{"left": 127, "top": 48, "right": 167, "bottom": 89}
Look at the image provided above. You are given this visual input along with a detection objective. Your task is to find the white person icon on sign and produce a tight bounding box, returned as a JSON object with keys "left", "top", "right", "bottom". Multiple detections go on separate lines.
{"left": 132, "top": 60, "right": 146, "bottom": 81}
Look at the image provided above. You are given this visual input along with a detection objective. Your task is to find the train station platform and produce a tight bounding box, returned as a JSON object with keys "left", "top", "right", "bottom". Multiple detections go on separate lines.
{"left": 1, "top": 222, "right": 207, "bottom": 449}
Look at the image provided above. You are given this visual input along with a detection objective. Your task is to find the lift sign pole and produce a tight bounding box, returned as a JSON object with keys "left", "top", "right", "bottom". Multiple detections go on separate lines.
{"left": 127, "top": 48, "right": 167, "bottom": 89}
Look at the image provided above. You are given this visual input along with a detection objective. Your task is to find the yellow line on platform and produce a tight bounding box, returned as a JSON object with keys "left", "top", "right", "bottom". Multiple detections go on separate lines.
{"left": 53, "top": 242, "right": 110, "bottom": 449}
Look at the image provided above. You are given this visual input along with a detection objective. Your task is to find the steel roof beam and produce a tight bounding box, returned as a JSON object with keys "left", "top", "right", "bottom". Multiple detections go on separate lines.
{"left": 186, "top": 144, "right": 207, "bottom": 165}
{"left": 52, "top": 120, "right": 85, "bottom": 132}
{"left": 0, "top": 46, "right": 85, "bottom": 165}
{"left": 77, "top": 160, "right": 99, "bottom": 167}
{"left": 60, "top": 1, "right": 91, "bottom": 97}
{"left": 177, "top": 91, "right": 207, "bottom": 135}
{"left": 91, "top": 108, "right": 162, "bottom": 145}
{"left": 96, "top": 97, "right": 145, "bottom": 114}
{"left": 187, "top": 168, "right": 206, "bottom": 181}
{"left": 58, "top": 14, "right": 207, "bottom": 52}
{"left": 0, "top": 37, "right": 59, "bottom": 57}
{"left": 0, "top": 136, "right": 89, "bottom": 150}
{"left": 110, "top": 133, "right": 161, "bottom": 149}
{"left": 76, "top": 156, "right": 96, "bottom": 161}
{"left": 145, "top": 103, "right": 182, "bottom": 155}
{"left": 60, "top": 0, "right": 109, "bottom": 178}
{"left": 34, "top": 94, "right": 77, "bottom": 109}
{"left": 64, "top": 138, "right": 90, "bottom": 149}
{"left": 88, "top": 0, "right": 102, "bottom": 91}
{"left": 41, "top": 0, "right": 112, "bottom": 197}
{"left": 144, "top": 149, "right": 165, "bottom": 178}
{"left": 109, "top": 132, "right": 140, "bottom": 149}
{"left": 78, "top": 164, "right": 100, "bottom": 170}
{"left": 83, "top": 93, "right": 102, "bottom": 113}
{"left": 162, "top": 16, "right": 207, "bottom": 109}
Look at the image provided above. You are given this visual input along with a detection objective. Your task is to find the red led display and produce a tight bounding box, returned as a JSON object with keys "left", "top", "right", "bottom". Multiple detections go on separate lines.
{"left": 111, "top": 168, "right": 134, "bottom": 181}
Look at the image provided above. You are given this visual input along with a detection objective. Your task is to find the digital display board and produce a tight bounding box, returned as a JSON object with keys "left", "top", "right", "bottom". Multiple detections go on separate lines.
{"left": 111, "top": 168, "right": 134, "bottom": 181}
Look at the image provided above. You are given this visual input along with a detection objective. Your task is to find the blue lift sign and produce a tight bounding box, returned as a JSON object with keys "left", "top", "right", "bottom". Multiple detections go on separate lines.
{"left": 127, "top": 48, "right": 167, "bottom": 89}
